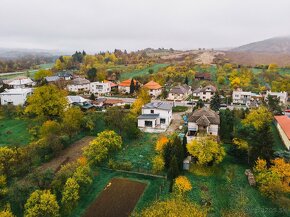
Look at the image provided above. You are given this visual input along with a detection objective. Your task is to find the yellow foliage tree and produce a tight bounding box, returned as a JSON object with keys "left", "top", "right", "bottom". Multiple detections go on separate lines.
{"left": 173, "top": 176, "right": 192, "bottom": 194}
{"left": 131, "top": 87, "right": 151, "bottom": 115}
{"left": 242, "top": 106, "right": 272, "bottom": 130}
{"left": 152, "top": 155, "right": 165, "bottom": 174}
{"left": 155, "top": 135, "right": 169, "bottom": 153}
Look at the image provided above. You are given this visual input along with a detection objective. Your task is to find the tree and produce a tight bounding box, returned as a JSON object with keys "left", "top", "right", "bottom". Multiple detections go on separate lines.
{"left": 25, "top": 85, "right": 67, "bottom": 120}
{"left": 152, "top": 155, "right": 165, "bottom": 174}
{"left": 61, "top": 178, "right": 80, "bottom": 215}
{"left": 210, "top": 92, "right": 221, "bottom": 111}
{"left": 242, "top": 106, "right": 272, "bottom": 130}
{"left": 89, "top": 93, "right": 95, "bottom": 100}
{"left": 0, "top": 175, "right": 8, "bottom": 198}
{"left": 184, "top": 76, "right": 189, "bottom": 85}
{"left": 86, "top": 68, "right": 97, "bottom": 82}
{"left": 34, "top": 69, "right": 53, "bottom": 81}
{"left": 167, "top": 156, "right": 180, "bottom": 181}
{"left": 131, "top": 87, "right": 150, "bottom": 115}
{"left": 219, "top": 109, "right": 234, "bottom": 143}
{"left": 155, "top": 135, "right": 169, "bottom": 153}
{"left": 137, "top": 197, "right": 206, "bottom": 217}
{"left": 266, "top": 95, "right": 283, "bottom": 115}
{"left": 0, "top": 147, "right": 17, "bottom": 177}
{"left": 173, "top": 176, "right": 192, "bottom": 195}
{"left": 24, "top": 190, "right": 59, "bottom": 217}
{"left": 62, "top": 107, "right": 83, "bottom": 137}
{"left": 130, "top": 79, "right": 135, "bottom": 94}
{"left": 0, "top": 207, "right": 15, "bottom": 217}
{"left": 163, "top": 135, "right": 184, "bottom": 170}
{"left": 187, "top": 137, "right": 225, "bottom": 165}
{"left": 72, "top": 164, "right": 92, "bottom": 191}
{"left": 83, "top": 130, "right": 122, "bottom": 165}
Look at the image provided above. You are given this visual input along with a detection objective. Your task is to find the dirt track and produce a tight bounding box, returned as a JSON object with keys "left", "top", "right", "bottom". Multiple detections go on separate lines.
{"left": 83, "top": 178, "right": 146, "bottom": 217}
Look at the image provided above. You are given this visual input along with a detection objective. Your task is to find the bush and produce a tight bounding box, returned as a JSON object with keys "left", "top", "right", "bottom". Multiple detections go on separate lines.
{"left": 108, "top": 159, "right": 133, "bottom": 171}
{"left": 172, "top": 106, "right": 188, "bottom": 113}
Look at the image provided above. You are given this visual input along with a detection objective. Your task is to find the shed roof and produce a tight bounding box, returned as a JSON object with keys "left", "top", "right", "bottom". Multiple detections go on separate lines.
{"left": 274, "top": 115, "right": 290, "bottom": 140}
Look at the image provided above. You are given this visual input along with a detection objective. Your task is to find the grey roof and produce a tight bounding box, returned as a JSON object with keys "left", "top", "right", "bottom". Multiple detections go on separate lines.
{"left": 193, "top": 85, "right": 217, "bottom": 93}
{"left": 143, "top": 102, "right": 173, "bottom": 110}
{"left": 72, "top": 77, "right": 90, "bottom": 85}
{"left": 138, "top": 114, "right": 160, "bottom": 119}
{"left": 169, "top": 85, "right": 191, "bottom": 94}
{"left": 45, "top": 76, "right": 60, "bottom": 82}
{"left": 188, "top": 107, "right": 220, "bottom": 125}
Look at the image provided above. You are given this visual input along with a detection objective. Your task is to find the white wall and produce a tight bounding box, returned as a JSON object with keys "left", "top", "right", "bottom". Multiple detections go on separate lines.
{"left": 0, "top": 93, "right": 31, "bottom": 105}
{"left": 67, "top": 84, "right": 90, "bottom": 92}
{"left": 90, "top": 82, "right": 111, "bottom": 95}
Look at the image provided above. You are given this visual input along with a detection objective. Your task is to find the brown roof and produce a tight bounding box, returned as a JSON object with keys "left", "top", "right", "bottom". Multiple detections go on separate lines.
{"left": 188, "top": 107, "right": 220, "bottom": 125}
{"left": 72, "top": 77, "right": 90, "bottom": 85}
{"left": 104, "top": 99, "right": 123, "bottom": 105}
{"left": 195, "top": 72, "right": 211, "bottom": 80}
{"left": 275, "top": 115, "right": 290, "bottom": 140}
{"left": 169, "top": 85, "right": 191, "bottom": 94}
{"left": 119, "top": 79, "right": 139, "bottom": 87}
{"left": 144, "top": 81, "right": 162, "bottom": 90}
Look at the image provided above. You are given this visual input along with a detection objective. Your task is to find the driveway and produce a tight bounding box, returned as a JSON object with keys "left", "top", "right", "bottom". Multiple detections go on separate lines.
{"left": 166, "top": 108, "right": 191, "bottom": 134}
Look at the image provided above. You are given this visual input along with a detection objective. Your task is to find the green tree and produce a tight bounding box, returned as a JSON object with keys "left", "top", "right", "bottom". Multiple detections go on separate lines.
{"left": 72, "top": 165, "right": 92, "bottom": 191}
{"left": 187, "top": 137, "right": 225, "bottom": 165}
{"left": 86, "top": 68, "right": 97, "bottom": 82}
{"left": 210, "top": 92, "right": 221, "bottom": 111}
{"left": 25, "top": 85, "right": 67, "bottom": 120}
{"left": 24, "top": 190, "right": 59, "bottom": 217}
{"left": 61, "top": 178, "right": 80, "bottom": 215}
{"left": 184, "top": 76, "right": 189, "bottom": 85}
{"left": 62, "top": 107, "right": 83, "bottom": 137}
{"left": 266, "top": 95, "right": 283, "bottom": 115}
{"left": 130, "top": 79, "right": 135, "bottom": 94}
{"left": 0, "top": 147, "right": 17, "bottom": 177}
{"left": 34, "top": 69, "right": 53, "bottom": 81}
{"left": 219, "top": 109, "right": 234, "bottom": 142}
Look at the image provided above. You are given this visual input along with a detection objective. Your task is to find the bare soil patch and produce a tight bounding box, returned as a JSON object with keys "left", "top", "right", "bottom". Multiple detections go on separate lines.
{"left": 38, "top": 136, "right": 94, "bottom": 172}
{"left": 83, "top": 178, "right": 147, "bottom": 217}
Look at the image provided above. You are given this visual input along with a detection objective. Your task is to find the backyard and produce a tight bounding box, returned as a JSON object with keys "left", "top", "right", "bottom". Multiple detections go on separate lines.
{"left": 0, "top": 118, "right": 32, "bottom": 146}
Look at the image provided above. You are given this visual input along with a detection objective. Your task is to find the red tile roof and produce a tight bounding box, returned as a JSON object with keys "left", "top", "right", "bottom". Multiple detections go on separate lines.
{"left": 119, "top": 79, "right": 138, "bottom": 87}
{"left": 274, "top": 115, "right": 290, "bottom": 140}
{"left": 144, "top": 81, "right": 162, "bottom": 90}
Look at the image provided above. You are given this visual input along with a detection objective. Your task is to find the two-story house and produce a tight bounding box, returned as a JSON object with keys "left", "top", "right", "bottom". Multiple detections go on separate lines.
{"left": 187, "top": 107, "right": 220, "bottom": 143}
{"left": 0, "top": 88, "right": 33, "bottom": 105}
{"left": 138, "top": 102, "right": 172, "bottom": 133}
{"left": 167, "top": 85, "right": 191, "bottom": 101}
{"left": 67, "top": 77, "right": 90, "bottom": 93}
{"left": 192, "top": 85, "right": 216, "bottom": 101}
{"left": 143, "top": 81, "right": 162, "bottom": 97}
{"left": 90, "top": 81, "right": 111, "bottom": 95}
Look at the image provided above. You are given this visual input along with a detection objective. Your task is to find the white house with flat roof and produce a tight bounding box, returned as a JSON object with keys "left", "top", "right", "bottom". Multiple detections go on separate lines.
{"left": 67, "top": 78, "right": 90, "bottom": 93}
{"left": 265, "top": 91, "right": 288, "bottom": 105}
{"left": 90, "top": 81, "right": 111, "bottom": 95}
{"left": 0, "top": 88, "right": 33, "bottom": 105}
{"left": 138, "top": 102, "right": 173, "bottom": 133}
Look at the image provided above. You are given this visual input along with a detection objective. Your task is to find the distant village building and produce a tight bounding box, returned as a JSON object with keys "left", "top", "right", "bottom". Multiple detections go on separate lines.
{"left": 138, "top": 102, "right": 172, "bottom": 133}
{"left": 5, "top": 76, "right": 34, "bottom": 89}
{"left": 118, "top": 79, "right": 139, "bottom": 94}
{"left": 0, "top": 88, "right": 33, "bottom": 105}
{"left": 187, "top": 107, "right": 220, "bottom": 143}
{"left": 143, "top": 81, "right": 162, "bottom": 97}
{"left": 195, "top": 72, "right": 211, "bottom": 81}
{"left": 265, "top": 91, "right": 288, "bottom": 105}
{"left": 67, "top": 95, "right": 94, "bottom": 110}
{"left": 57, "top": 71, "right": 73, "bottom": 80}
{"left": 167, "top": 85, "right": 191, "bottom": 101}
{"left": 274, "top": 115, "right": 290, "bottom": 150}
{"left": 192, "top": 85, "right": 217, "bottom": 101}
{"left": 90, "top": 81, "right": 111, "bottom": 95}
{"left": 45, "top": 76, "right": 61, "bottom": 83}
{"left": 67, "top": 78, "right": 90, "bottom": 93}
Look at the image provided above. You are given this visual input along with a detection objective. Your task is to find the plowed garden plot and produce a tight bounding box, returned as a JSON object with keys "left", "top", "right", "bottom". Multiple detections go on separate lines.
{"left": 83, "top": 178, "right": 146, "bottom": 217}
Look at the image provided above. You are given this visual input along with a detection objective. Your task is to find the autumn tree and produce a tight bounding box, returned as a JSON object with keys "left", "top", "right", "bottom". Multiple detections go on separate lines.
{"left": 0, "top": 147, "right": 17, "bottom": 177}
{"left": 61, "top": 178, "right": 80, "bottom": 215}
{"left": 152, "top": 155, "right": 165, "bottom": 174}
{"left": 25, "top": 85, "right": 67, "bottom": 120}
{"left": 242, "top": 106, "right": 273, "bottom": 130}
{"left": 34, "top": 69, "right": 53, "bottom": 82}
{"left": 136, "top": 197, "right": 206, "bottom": 217}
{"left": 0, "top": 206, "right": 15, "bottom": 217}
{"left": 173, "top": 176, "right": 192, "bottom": 195}
{"left": 187, "top": 137, "right": 225, "bottom": 165}
{"left": 83, "top": 130, "right": 122, "bottom": 165}
{"left": 131, "top": 87, "right": 151, "bottom": 115}
{"left": 24, "top": 190, "right": 59, "bottom": 217}
{"left": 62, "top": 107, "right": 83, "bottom": 137}
{"left": 155, "top": 135, "right": 169, "bottom": 153}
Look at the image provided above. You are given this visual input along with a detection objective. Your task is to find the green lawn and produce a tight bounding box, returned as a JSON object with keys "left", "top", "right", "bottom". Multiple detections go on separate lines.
{"left": 120, "top": 64, "right": 169, "bottom": 80}
{"left": 0, "top": 119, "right": 32, "bottom": 146}
{"left": 173, "top": 106, "right": 188, "bottom": 113}
{"left": 185, "top": 147, "right": 287, "bottom": 217}
{"left": 271, "top": 123, "right": 286, "bottom": 152}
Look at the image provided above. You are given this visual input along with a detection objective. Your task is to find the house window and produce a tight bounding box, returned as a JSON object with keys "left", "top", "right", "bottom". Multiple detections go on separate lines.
{"left": 160, "top": 118, "right": 166, "bottom": 124}
{"left": 145, "top": 121, "right": 153, "bottom": 127}
{"left": 150, "top": 110, "right": 154, "bottom": 114}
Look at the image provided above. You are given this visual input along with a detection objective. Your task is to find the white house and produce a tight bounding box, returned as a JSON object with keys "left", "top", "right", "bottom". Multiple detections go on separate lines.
{"left": 67, "top": 78, "right": 90, "bottom": 93}
{"left": 143, "top": 81, "right": 162, "bottom": 97}
{"left": 5, "top": 77, "right": 34, "bottom": 89}
{"left": 232, "top": 89, "right": 253, "bottom": 105}
{"left": 274, "top": 115, "right": 290, "bottom": 150}
{"left": 265, "top": 91, "right": 288, "bottom": 105}
{"left": 192, "top": 85, "right": 217, "bottom": 101}
{"left": 187, "top": 107, "right": 220, "bottom": 143}
{"left": 167, "top": 85, "right": 191, "bottom": 101}
{"left": 0, "top": 88, "right": 33, "bottom": 106}
{"left": 138, "top": 102, "right": 173, "bottom": 133}
{"left": 90, "top": 81, "right": 111, "bottom": 95}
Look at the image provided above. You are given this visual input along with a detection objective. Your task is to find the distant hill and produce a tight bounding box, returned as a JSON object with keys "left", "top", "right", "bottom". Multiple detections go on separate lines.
{"left": 231, "top": 36, "right": 290, "bottom": 54}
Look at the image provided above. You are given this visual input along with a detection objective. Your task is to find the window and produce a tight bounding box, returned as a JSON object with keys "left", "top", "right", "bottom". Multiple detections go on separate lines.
{"left": 160, "top": 118, "right": 166, "bottom": 124}
{"left": 145, "top": 121, "right": 153, "bottom": 127}
{"left": 150, "top": 110, "right": 154, "bottom": 114}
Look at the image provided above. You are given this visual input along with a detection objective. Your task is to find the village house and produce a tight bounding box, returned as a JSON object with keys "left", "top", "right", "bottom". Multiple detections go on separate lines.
{"left": 167, "top": 85, "right": 191, "bottom": 101}
{"left": 118, "top": 79, "right": 140, "bottom": 94}
{"left": 138, "top": 102, "right": 172, "bottom": 133}
{"left": 192, "top": 85, "right": 217, "bottom": 101}
{"left": 187, "top": 107, "right": 220, "bottom": 143}
{"left": 274, "top": 115, "right": 290, "bottom": 150}
{"left": 67, "top": 77, "right": 90, "bottom": 93}
{"left": 4, "top": 76, "right": 34, "bottom": 89}
{"left": 0, "top": 88, "right": 33, "bottom": 106}
{"left": 67, "top": 95, "right": 94, "bottom": 110}
{"left": 90, "top": 81, "right": 111, "bottom": 96}
{"left": 143, "top": 81, "right": 162, "bottom": 97}
{"left": 57, "top": 71, "right": 73, "bottom": 80}
{"left": 195, "top": 72, "right": 211, "bottom": 81}
{"left": 265, "top": 91, "right": 288, "bottom": 105}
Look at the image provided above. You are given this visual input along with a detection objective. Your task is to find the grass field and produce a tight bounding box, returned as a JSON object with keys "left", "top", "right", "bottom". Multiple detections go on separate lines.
{"left": 0, "top": 119, "right": 32, "bottom": 146}
{"left": 120, "top": 64, "right": 169, "bottom": 81}
{"left": 185, "top": 146, "right": 288, "bottom": 217}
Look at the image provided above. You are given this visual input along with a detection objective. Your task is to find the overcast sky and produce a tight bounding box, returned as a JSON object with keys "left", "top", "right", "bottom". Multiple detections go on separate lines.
{"left": 0, "top": 0, "right": 289, "bottom": 53}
